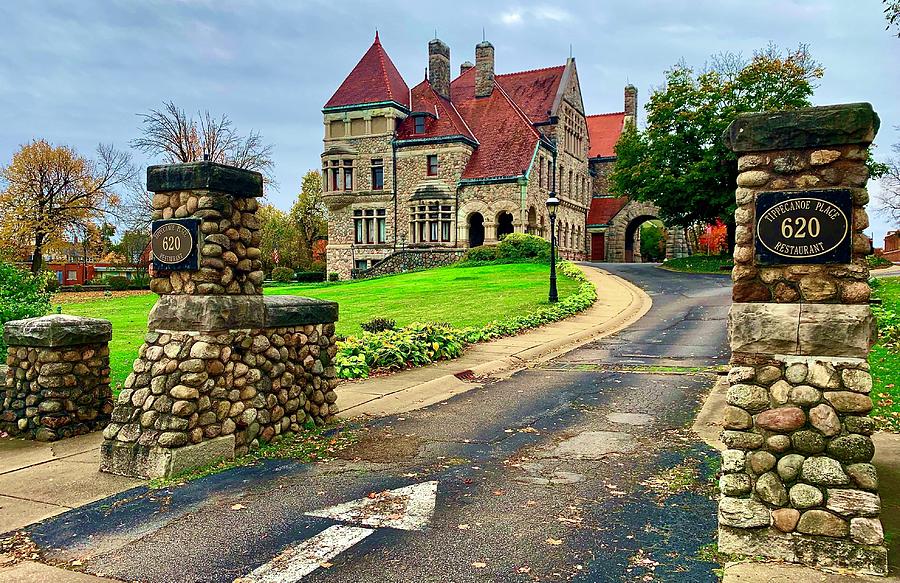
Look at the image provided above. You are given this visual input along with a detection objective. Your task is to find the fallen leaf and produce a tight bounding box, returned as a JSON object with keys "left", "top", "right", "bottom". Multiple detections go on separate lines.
{"left": 230, "top": 504, "right": 246, "bottom": 510}
{"left": 458, "top": 524, "right": 470, "bottom": 530}
{"left": 472, "top": 562, "right": 487, "bottom": 569}
{"left": 546, "top": 538, "right": 563, "bottom": 545}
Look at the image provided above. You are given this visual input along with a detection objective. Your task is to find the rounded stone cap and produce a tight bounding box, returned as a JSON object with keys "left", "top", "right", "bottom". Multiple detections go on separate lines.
{"left": 4, "top": 315, "right": 112, "bottom": 347}
{"left": 724, "top": 102, "right": 880, "bottom": 153}
{"left": 147, "top": 161, "right": 263, "bottom": 198}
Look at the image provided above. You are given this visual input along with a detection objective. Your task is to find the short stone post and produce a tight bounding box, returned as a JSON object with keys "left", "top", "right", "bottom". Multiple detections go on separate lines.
{"left": 719, "top": 103, "right": 886, "bottom": 574}
{"left": 1, "top": 315, "right": 113, "bottom": 441}
{"left": 100, "top": 162, "right": 339, "bottom": 479}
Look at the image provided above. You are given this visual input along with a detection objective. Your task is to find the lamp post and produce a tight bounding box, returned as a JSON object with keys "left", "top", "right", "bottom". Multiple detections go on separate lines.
{"left": 546, "top": 194, "right": 560, "bottom": 303}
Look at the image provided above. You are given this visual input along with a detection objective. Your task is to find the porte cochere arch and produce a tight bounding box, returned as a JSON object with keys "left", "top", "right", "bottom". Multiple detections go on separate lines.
{"left": 587, "top": 198, "right": 689, "bottom": 262}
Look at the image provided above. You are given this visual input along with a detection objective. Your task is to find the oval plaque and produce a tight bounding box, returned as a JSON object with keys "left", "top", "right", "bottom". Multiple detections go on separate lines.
{"left": 755, "top": 190, "right": 852, "bottom": 265}
{"left": 152, "top": 222, "right": 194, "bottom": 265}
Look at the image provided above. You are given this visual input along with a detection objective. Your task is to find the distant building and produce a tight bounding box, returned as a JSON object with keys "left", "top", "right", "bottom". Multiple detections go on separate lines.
{"left": 884, "top": 230, "right": 900, "bottom": 263}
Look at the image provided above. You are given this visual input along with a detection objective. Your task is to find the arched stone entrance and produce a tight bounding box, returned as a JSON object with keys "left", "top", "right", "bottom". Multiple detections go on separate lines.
{"left": 496, "top": 212, "right": 514, "bottom": 239}
{"left": 468, "top": 213, "right": 485, "bottom": 247}
{"left": 526, "top": 206, "right": 537, "bottom": 234}
{"left": 604, "top": 200, "right": 690, "bottom": 262}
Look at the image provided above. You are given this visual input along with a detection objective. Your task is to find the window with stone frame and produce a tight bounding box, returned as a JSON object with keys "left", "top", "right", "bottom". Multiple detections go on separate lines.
{"left": 371, "top": 159, "right": 384, "bottom": 190}
{"left": 410, "top": 202, "right": 452, "bottom": 244}
{"left": 342, "top": 159, "right": 354, "bottom": 191}
{"left": 427, "top": 154, "right": 438, "bottom": 177}
{"left": 353, "top": 208, "right": 387, "bottom": 245}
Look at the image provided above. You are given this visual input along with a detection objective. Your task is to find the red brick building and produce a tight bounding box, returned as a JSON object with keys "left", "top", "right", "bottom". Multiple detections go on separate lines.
{"left": 884, "top": 231, "right": 900, "bottom": 263}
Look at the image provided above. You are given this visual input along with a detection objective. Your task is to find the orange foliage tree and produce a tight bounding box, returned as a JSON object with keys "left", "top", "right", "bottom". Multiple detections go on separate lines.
{"left": 0, "top": 140, "right": 137, "bottom": 273}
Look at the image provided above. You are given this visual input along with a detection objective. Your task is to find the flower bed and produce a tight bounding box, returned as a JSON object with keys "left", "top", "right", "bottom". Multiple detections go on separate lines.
{"left": 334, "top": 262, "right": 596, "bottom": 379}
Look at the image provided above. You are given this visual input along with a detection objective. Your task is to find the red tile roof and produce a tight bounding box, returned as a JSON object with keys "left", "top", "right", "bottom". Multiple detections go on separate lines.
{"left": 496, "top": 66, "right": 565, "bottom": 123}
{"left": 586, "top": 112, "right": 625, "bottom": 158}
{"left": 588, "top": 196, "right": 628, "bottom": 225}
{"left": 395, "top": 81, "right": 475, "bottom": 142}
{"left": 324, "top": 32, "right": 410, "bottom": 109}
{"left": 450, "top": 67, "right": 540, "bottom": 180}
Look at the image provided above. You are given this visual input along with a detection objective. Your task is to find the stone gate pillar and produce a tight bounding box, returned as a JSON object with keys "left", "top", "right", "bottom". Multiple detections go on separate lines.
{"left": 718, "top": 103, "right": 886, "bottom": 575}
{"left": 101, "top": 162, "right": 339, "bottom": 479}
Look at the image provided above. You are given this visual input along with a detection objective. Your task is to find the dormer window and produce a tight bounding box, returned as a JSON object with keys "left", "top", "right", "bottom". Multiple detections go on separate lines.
{"left": 414, "top": 116, "right": 425, "bottom": 134}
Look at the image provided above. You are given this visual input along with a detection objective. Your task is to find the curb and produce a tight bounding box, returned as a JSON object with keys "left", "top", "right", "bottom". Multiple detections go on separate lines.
{"left": 337, "top": 265, "right": 652, "bottom": 418}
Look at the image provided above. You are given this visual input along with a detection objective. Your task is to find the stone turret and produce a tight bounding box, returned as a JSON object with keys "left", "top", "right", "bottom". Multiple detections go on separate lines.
{"left": 624, "top": 84, "right": 638, "bottom": 125}
{"left": 460, "top": 60, "right": 474, "bottom": 76}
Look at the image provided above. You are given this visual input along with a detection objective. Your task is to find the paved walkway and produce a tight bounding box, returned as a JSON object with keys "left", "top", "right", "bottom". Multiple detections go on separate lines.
{"left": 337, "top": 263, "right": 651, "bottom": 418}
{"left": 0, "top": 263, "right": 647, "bottom": 541}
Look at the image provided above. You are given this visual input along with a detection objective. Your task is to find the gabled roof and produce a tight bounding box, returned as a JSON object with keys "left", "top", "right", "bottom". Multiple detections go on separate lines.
{"left": 450, "top": 67, "right": 541, "bottom": 181}
{"left": 324, "top": 32, "right": 410, "bottom": 110}
{"left": 586, "top": 112, "right": 626, "bottom": 158}
{"left": 395, "top": 80, "right": 476, "bottom": 142}
{"left": 496, "top": 65, "right": 565, "bottom": 123}
{"left": 588, "top": 196, "right": 628, "bottom": 225}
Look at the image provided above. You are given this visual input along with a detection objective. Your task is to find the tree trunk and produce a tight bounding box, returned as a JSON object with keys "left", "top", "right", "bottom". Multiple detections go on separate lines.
{"left": 31, "top": 232, "right": 45, "bottom": 274}
{"left": 726, "top": 219, "right": 736, "bottom": 255}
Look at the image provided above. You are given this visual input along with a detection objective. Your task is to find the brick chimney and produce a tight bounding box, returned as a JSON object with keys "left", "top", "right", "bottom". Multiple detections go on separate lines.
{"left": 460, "top": 60, "right": 474, "bottom": 76}
{"left": 429, "top": 38, "right": 451, "bottom": 100}
{"left": 624, "top": 84, "right": 638, "bottom": 124}
{"left": 475, "top": 41, "right": 494, "bottom": 98}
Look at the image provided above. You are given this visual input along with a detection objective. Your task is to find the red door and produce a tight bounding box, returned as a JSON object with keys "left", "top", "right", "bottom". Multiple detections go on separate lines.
{"left": 590, "top": 233, "right": 605, "bottom": 261}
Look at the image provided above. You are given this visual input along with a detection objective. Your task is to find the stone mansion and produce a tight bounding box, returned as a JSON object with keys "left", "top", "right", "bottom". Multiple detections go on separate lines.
{"left": 321, "top": 33, "right": 636, "bottom": 277}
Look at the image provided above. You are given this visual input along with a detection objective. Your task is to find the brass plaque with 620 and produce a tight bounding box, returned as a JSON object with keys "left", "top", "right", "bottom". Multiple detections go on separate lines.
{"left": 151, "top": 218, "right": 200, "bottom": 271}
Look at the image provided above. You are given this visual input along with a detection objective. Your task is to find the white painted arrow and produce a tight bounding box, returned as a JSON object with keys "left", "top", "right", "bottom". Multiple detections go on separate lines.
{"left": 243, "top": 481, "right": 438, "bottom": 582}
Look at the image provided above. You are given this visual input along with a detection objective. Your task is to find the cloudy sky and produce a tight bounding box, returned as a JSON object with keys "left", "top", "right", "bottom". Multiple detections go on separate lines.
{"left": 1, "top": 1, "right": 898, "bottom": 243}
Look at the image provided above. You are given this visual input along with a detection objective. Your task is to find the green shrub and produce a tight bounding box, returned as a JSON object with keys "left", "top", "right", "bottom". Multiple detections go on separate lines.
{"left": 71, "top": 284, "right": 84, "bottom": 293}
{"left": 496, "top": 233, "right": 551, "bottom": 262}
{"left": 44, "top": 276, "right": 60, "bottom": 292}
{"left": 272, "top": 266, "right": 295, "bottom": 283}
{"left": 464, "top": 245, "right": 500, "bottom": 262}
{"left": 295, "top": 270, "right": 325, "bottom": 283}
{"left": 106, "top": 276, "right": 130, "bottom": 291}
{"left": 361, "top": 317, "right": 396, "bottom": 333}
{"left": 868, "top": 254, "right": 894, "bottom": 269}
{"left": 328, "top": 272, "right": 340, "bottom": 282}
{"left": 334, "top": 261, "right": 597, "bottom": 379}
{"left": 0, "top": 262, "right": 52, "bottom": 359}
{"left": 129, "top": 272, "right": 150, "bottom": 289}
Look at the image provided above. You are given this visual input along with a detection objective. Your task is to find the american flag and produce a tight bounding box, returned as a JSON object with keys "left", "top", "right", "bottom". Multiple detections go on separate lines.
{"left": 272, "top": 247, "right": 280, "bottom": 265}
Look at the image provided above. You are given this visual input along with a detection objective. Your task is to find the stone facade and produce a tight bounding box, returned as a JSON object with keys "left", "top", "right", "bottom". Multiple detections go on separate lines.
{"left": 719, "top": 103, "right": 886, "bottom": 575}
{"left": 1, "top": 315, "right": 113, "bottom": 441}
{"left": 322, "top": 36, "right": 590, "bottom": 279}
{"left": 101, "top": 162, "right": 340, "bottom": 479}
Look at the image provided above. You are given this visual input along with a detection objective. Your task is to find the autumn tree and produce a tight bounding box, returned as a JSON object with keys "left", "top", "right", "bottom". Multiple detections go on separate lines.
{"left": 258, "top": 204, "right": 301, "bottom": 273}
{"left": 289, "top": 171, "right": 328, "bottom": 268}
{"left": 131, "top": 101, "right": 275, "bottom": 185}
{"left": 609, "top": 44, "right": 824, "bottom": 252}
{"left": 886, "top": 0, "right": 900, "bottom": 36}
{"left": 0, "top": 140, "right": 137, "bottom": 273}
{"left": 112, "top": 228, "right": 151, "bottom": 267}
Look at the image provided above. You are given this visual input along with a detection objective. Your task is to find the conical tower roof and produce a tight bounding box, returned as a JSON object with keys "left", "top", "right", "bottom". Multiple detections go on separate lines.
{"left": 324, "top": 32, "right": 410, "bottom": 109}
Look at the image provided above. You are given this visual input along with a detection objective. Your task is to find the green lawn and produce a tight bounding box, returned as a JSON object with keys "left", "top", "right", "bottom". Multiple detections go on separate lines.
{"left": 871, "top": 276, "right": 900, "bottom": 432}
{"left": 58, "top": 263, "right": 578, "bottom": 389}
{"left": 660, "top": 254, "right": 734, "bottom": 274}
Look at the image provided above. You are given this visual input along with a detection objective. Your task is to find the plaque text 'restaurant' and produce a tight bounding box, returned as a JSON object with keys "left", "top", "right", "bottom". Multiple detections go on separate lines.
{"left": 755, "top": 189, "right": 852, "bottom": 266}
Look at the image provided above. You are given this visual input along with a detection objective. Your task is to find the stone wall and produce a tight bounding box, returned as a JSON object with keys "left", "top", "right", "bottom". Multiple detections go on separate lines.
{"left": 1, "top": 315, "right": 113, "bottom": 441}
{"left": 719, "top": 103, "right": 886, "bottom": 575}
{"left": 148, "top": 163, "right": 264, "bottom": 296}
{"left": 102, "top": 162, "right": 341, "bottom": 480}
{"left": 101, "top": 301, "right": 338, "bottom": 479}
{"left": 353, "top": 248, "right": 465, "bottom": 279}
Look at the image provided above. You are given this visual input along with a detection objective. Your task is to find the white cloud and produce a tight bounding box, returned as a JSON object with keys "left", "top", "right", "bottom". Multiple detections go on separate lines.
{"left": 498, "top": 5, "right": 572, "bottom": 26}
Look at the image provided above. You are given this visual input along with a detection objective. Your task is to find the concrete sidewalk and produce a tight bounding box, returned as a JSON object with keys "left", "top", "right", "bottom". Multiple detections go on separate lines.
{"left": 336, "top": 263, "right": 652, "bottom": 418}
{"left": 693, "top": 378, "right": 900, "bottom": 581}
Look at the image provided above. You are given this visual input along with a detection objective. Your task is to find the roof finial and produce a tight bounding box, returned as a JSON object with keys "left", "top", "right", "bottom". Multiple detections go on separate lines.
{"left": 434, "top": 28, "right": 438, "bottom": 40}
{"left": 569, "top": 44, "right": 573, "bottom": 59}
{"left": 424, "top": 67, "right": 428, "bottom": 80}
{"left": 482, "top": 27, "right": 485, "bottom": 42}
{"left": 375, "top": 29, "right": 380, "bottom": 43}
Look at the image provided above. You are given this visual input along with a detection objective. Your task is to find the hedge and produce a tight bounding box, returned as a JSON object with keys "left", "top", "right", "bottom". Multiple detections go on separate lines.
{"left": 334, "top": 261, "right": 596, "bottom": 379}
{"left": 0, "top": 262, "right": 51, "bottom": 360}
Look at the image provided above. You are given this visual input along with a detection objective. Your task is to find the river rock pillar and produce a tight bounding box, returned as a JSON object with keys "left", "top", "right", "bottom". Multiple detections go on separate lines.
{"left": 100, "top": 162, "right": 339, "bottom": 479}
{"left": 718, "top": 103, "right": 886, "bottom": 575}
